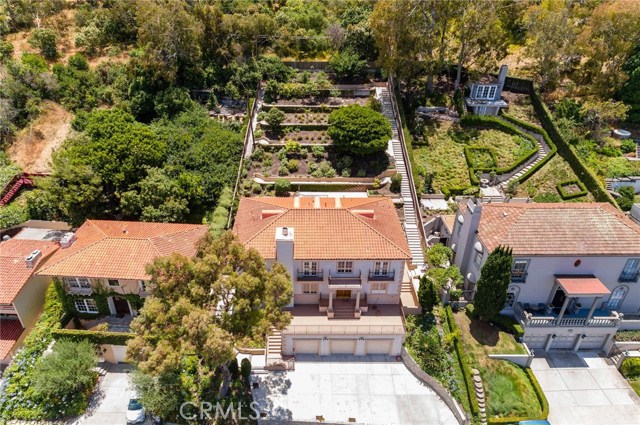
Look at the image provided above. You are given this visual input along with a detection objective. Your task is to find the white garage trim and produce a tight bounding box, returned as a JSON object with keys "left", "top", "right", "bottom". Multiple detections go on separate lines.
{"left": 293, "top": 339, "right": 320, "bottom": 355}
{"left": 330, "top": 339, "right": 356, "bottom": 355}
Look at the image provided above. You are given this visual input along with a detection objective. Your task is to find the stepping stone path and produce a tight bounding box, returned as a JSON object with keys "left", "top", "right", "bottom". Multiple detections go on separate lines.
{"left": 472, "top": 368, "right": 488, "bottom": 425}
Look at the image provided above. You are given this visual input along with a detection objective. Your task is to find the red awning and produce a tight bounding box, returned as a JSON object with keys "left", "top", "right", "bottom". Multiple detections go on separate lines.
{"left": 556, "top": 276, "right": 611, "bottom": 297}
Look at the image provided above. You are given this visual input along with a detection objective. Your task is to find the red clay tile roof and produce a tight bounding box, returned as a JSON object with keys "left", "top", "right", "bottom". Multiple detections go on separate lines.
{"left": 0, "top": 319, "right": 23, "bottom": 360}
{"left": 233, "top": 197, "right": 411, "bottom": 260}
{"left": 477, "top": 203, "right": 640, "bottom": 255}
{"left": 0, "top": 239, "right": 59, "bottom": 304}
{"left": 37, "top": 220, "right": 208, "bottom": 280}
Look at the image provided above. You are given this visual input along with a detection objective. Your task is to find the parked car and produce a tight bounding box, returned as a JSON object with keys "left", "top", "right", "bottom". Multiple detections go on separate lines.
{"left": 518, "top": 421, "right": 551, "bottom": 425}
{"left": 126, "top": 398, "right": 146, "bottom": 424}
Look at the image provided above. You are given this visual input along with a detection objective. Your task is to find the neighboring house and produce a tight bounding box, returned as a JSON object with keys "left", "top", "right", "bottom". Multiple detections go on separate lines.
{"left": 234, "top": 196, "right": 412, "bottom": 357}
{"left": 465, "top": 64, "right": 509, "bottom": 116}
{"left": 449, "top": 200, "right": 640, "bottom": 352}
{"left": 36, "top": 220, "right": 208, "bottom": 363}
{"left": 630, "top": 203, "right": 640, "bottom": 225}
{"left": 0, "top": 237, "right": 59, "bottom": 365}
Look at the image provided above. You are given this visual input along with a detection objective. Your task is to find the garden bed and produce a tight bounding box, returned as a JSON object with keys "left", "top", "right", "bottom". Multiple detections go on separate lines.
{"left": 260, "top": 130, "right": 331, "bottom": 145}
{"left": 556, "top": 179, "right": 588, "bottom": 200}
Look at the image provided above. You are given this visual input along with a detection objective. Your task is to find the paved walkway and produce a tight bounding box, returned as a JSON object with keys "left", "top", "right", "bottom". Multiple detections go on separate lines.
{"left": 252, "top": 355, "right": 458, "bottom": 425}
{"left": 531, "top": 352, "right": 640, "bottom": 425}
{"left": 79, "top": 363, "right": 139, "bottom": 425}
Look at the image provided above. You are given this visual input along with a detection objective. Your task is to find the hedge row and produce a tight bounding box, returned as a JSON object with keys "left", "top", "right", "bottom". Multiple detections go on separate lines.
{"left": 490, "top": 314, "right": 524, "bottom": 339}
{"left": 464, "top": 146, "right": 498, "bottom": 169}
{"left": 529, "top": 89, "right": 618, "bottom": 206}
{"left": 499, "top": 113, "right": 558, "bottom": 185}
{"left": 453, "top": 88, "right": 465, "bottom": 116}
{"left": 487, "top": 368, "right": 549, "bottom": 424}
{"left": 442, "top": 185, "right": 479, "bottom": 199}
{"left": 281, "top": 123, "right": 329, "bottom": 131}
{"left": 556, "top": 179, "right": 588, "bottom": 200}
{"left": 51, "top": 329, "right": 135, "bottom": 346}
{"left": 444, "top": 306, "right": 480, "bottom": 418}
{"left": 262, "top": 104, "right": 341, "bottom": 113}
{"left": 460, "top": 115, "right": 539, "bottom": 184}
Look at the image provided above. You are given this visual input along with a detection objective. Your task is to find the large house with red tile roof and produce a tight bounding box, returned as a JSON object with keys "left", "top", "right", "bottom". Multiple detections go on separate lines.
{"left": 37, "top": 220, "right": 208, "bottom": 319}
{"left": 0, "top": 236, "right": 59, "bottom": 365}
{"left": 234, "top": 196, "right": 412, "bottom": 358}
{"left": 450, "top": 199, "right": 640, "bottom": 352}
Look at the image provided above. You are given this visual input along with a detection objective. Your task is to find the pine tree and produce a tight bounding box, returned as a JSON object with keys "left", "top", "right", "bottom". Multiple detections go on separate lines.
{"left": 474, "top": 245, "right": 513, "bottom": 320}
{"left": 418, "top": 274, "right": 439, "bottom": 313}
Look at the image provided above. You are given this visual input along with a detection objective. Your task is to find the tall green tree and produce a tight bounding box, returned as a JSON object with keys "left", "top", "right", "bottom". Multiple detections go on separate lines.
{"left": 418, "top": 274, "right": 439, "bottom": 313}
{"left": 128, "top": 232, "right": 293, "bottom": 410}
{"left": 474, "top": 245, "right": 513, "bottom": 320}
{"left": 327, "top": 104, "right": 391, "bottom": 155}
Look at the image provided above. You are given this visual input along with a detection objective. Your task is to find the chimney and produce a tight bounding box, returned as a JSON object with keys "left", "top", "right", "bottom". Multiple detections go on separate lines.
{"left": 25, "top": 250, "right": 42, "bottom": 268}
{"left": 275, "top": 227, "right": 295, "bottom": 308}
{"left": 59, "top": 232, "right": 76, "bottom": 249}
{"left": 497, "top": 65, "right": 508, "bottom": 98}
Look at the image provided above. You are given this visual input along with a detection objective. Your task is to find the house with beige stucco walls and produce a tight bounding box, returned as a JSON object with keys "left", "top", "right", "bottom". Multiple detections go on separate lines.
{"left": 233, "top": 196, "right": 414, "bottom": 362}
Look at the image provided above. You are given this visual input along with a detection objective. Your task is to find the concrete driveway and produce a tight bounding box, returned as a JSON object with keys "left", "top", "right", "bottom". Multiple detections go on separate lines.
{"left": 531, "top": 352, "right": 640, "bottom": 425}
{"left": 252, "top": 355, "right": 458, "bottom": 425}
{"left": 80, "top": 363, "right": 137, "bottom": 425}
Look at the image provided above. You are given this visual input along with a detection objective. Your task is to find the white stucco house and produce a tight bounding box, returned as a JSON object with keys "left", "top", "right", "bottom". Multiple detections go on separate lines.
{"left": 449, "top": 199, "right": 640, "bottom": 351}
{"left": 234, "top": 196, "right": 412, "bottom": 359}
{"left": 465, "top": 64, "right": 509, "bottom": 116}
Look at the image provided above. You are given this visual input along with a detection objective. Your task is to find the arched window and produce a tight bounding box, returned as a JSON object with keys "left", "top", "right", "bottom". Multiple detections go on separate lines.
{"left": 504, "top": 286, "right": 520, "bottom": 309}
{"left": 606, "top": 286, "right": 628, "bottom": 310}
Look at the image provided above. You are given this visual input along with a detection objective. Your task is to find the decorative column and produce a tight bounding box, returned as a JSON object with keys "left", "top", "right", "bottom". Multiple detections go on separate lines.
{"left": 586, "top": 297, "right": 601, "bottom": 322}
{"left": 355, "top": 291, "right": 361, "bottom": 310}
{"left": 544, "top": 334, "right": 555, "bottom": 352}
{"left": 329, "top": 291, "right": 333, "bottom": 310}
{"left": 557, "top": 296, "right": 571, "bottom": 322}
{"left": 572, "top": 334, "right": 583, "bottom": 352}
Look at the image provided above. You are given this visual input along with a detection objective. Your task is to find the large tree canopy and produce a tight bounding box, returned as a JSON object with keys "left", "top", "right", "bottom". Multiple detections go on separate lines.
{"left": 327, "top": 104, "right": 391, "bottom": 155}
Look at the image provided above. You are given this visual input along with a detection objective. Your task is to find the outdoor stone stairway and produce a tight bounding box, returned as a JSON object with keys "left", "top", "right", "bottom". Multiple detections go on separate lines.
{"left": 266, "top": 328, "right": 283, "bottom": 361}
{"left": 378, "top": 87, "right": 425, "bottom": 267}
{"left": 331, "top": 298, "right": 358, "bottom": 319}
{"left": 497, "top": 118, "right": 550, "bottom": 191}
{"left": 472, "top": 368, "right": 488, "bottom": 425}
{"left": 93, "top": 361, "right": 109, "bottom": 377}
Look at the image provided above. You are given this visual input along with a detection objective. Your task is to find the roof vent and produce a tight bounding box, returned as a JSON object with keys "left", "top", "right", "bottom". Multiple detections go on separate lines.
{"left": 59, "top": 232, "right": 76, "bottom": 248}
{"left": 25, "top": 250, "right": 42, "bottom": 268}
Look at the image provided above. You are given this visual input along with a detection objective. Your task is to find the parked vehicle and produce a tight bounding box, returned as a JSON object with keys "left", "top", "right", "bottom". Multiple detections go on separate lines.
{"left": 126, "top": 398, "right": 146, "bottom": 424}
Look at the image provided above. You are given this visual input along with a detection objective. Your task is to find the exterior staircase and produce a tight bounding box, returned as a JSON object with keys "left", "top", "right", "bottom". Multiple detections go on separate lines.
{"left": 330, "top": 299, "right": 358, "bottom": 319}
{"left": 636, "top": 141, "right": 640, "bottom": 159}
{"left": 0, "top": 176, "right": 31, "bottom": 206}
{"left": 378, "top": 87, "right": 425, "bottom": 268}
{"left": 265, "top": 327, "right": 295, "bottom": 371}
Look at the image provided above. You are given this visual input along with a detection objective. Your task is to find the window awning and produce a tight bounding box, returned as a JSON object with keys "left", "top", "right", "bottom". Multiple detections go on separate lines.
{"left": 556, "top": 275, "right": 611, "bottom": 296}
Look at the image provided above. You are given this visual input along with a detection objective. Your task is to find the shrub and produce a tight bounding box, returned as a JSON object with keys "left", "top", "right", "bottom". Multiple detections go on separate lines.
{"left": 277, "top": 148, "right": 287, "bottom": 161}
{"left": 328, "top": 105, "right": 391, "bottom": 155}
{"left": 278, "top": 165, "right": 289, "bottom": 176}
{"left": 390, "top": 173, "right": 402, "bottom": 193}
{"left": 286, "top": 159, "right": 300, "bottom": 172}
{"left": 329, "top": 49, "right": 367, "bottom": 81}
{"left": 285, "top": 140, "right": 301, "bottom": 155}
{"left": 621, "top": 139, "right": 637, "bottom": 154}
{"left": 29, "top": 28, "right": 57, "bottom": 59}
{"left": 336, "top": 155, "right": 353, "bottom": 170}
{"left": 617, "top": 185, "right": 635, "bottom": 211}
{"left": 251, "top": 182, "right": 262, "bottom": 194}
{"left": 621, "top": 357, "right": 640, "bottom": 379}
{"left": 426, "top": 244, "right": 452, "bottom": 268}
{"left": 274, "top": 179, "right": 291, "bottom": 196}
{"left": 229, "top": 358, "right": 239, "bottom": 380}
{"left": 252, "top": 147, "right": 265, "bottom": 162}
{"left": 51, "top": 329, "right": 134, "bottom": 345}
{"left": 312, "top": 145, "right": 325, "bottom": 158}
{"left": 357, "top": 169, "right": 366, "bottom": 177}
{"left": 373, "top": 178, "right": 380, "bottom": 189}
{"left": 265, "top": 108, "right": 285, "bottom": 133}
{"left": 241, "top": 358, "right": 252, "bottom": 381}
{"left": 341, "top": 168, "right": 351, "bottom": 177}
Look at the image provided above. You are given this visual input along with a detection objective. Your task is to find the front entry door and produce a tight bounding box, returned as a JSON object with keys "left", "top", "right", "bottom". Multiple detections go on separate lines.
{"left": 112, "top": 297, "right": 131, "bottom": 316}
{"left": 551, "top": 288, "right": 566, "bottom": 309}
{"left": 336, "top": 290, "right": 351, "bottom": 299}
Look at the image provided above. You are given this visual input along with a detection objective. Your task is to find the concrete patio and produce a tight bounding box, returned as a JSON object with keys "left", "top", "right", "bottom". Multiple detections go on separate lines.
{"left": 531, "top": 352, "right": 640, "bottom": 425}
{"left": 251, "top": 355, "right": 458, "bottom": 425}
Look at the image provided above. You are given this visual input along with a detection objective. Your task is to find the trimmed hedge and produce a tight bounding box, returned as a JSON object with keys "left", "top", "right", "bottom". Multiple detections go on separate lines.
{"left": 529, "top": 88, "right": 618, "bottom": 207}
{"left": 262, "top": 104, "right": 340, "bottom": 113}
{"left": 454, "top": 89, "right": 465, "bottom": 116}
{"left": 445, "top": 306, "right": 480, "bottom": 418}
{"left": 460, "top": 115, "right": 539, "bottom": 185}
{"left": 621, "top": 357, "right": 640, "bottom": 379}
{"left": 487, "top": 368, "right": 549, "bottom": 424}
{"left": 51, "top": 329, "right": 135, "bottom": 346}
{"left": 556, "top": 179, "right": 588, "bottom": 200}
{"left": 442, "top": 185, "right": 479, "bottom": 200}
{"left": 281, "top": 123, "right": 329, "bottom": 131}
{"left": 490, "top": 314, "right": 525, "bottom": 339}
{"left": 464, "top": 146, "right": 498, "bottom": 169}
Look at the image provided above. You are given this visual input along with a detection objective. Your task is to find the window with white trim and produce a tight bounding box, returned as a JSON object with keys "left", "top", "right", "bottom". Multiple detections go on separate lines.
{"left": 302, "top": 283, "right": 318, "bottom": 294}
{"left": 64, "top": 277, "right": 91, "bottom": 288}
{"left": 107, "top": 279, "right": 120, "bottom": 287}
{"left": 371, "top": 282, "right": 388, "bottom": 293}
{"left": 302, "top": 261, "right": 318, "bottom": 276}
{"left": 473, "top": 251, "right": 483, "bottom": 268}
{"left": 607, "top": 286, "right": 628, "bottom": 310}
{"left": 619, "top": 259, "right": 640, "bottom": 282}
{"left": 511, "top": 260, "right": 530, "bottom": 282}
{"left": 373, "top": 261, "right": 390, "bottom": 276}
{"left": 337, "top": 261, "right": 353, "bottom": 274}
{"left": 75, "top": 298, "right": 98, "bottom": 313}
{"left": 475, "top": 85, "right": 497, "bottom": 100}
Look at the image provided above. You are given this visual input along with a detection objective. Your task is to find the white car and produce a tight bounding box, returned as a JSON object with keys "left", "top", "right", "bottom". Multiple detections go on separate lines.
{"left": 126, "top": 398, "right": 146, "bottom": 424}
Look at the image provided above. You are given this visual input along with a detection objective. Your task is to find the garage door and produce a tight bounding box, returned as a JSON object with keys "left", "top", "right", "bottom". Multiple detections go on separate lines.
{"left": 523, "top": 335, "right": 547, "bottom": 350}
{"left": 330, "top": 339, "right": 355, "bottom": 355}
{"left": 550, "top": 335, "right": 577, "bottom": 350}
{"left": 112, "top": 345, "right": 128, "bottom": 363}
{"left": 580, "top": 334, "right": 607, "bottom": 350}
{"left": 293, "top": 339, "right": 320, "bottom": 355}
{"left": 365, "top": 339, "right": 392, "bottom": 355}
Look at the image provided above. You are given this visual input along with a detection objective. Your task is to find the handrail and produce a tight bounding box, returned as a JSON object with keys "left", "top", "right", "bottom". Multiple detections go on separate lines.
{"left": 386, "top": 77, "right": 427, "bottom": 249}
{"left": 282, "top": 324, "right": 405, "bottom": 335}
{"left": 227, "top": 83, "right": 262, "bottom": 228}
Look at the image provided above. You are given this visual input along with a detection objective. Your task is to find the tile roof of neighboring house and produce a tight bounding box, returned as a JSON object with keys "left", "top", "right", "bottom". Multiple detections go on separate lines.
{"left": 0, "top": 238, "right": 59, "bottom": 304}
{"left": 476, "top": 203, "right": 640, "bottom": 255}
{"left": 37, "top": 220, "right": 208, "bottom": 280}
{"left": 233, "top": 197, "right": 411, "bottom": 260}
{"left": 0, "top": 319, "right": 24, "bottom": 361}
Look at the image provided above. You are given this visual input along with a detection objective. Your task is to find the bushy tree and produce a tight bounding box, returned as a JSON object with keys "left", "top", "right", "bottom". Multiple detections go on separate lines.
{"left": 418, "top": 274, "right": 439, "bottom": 313}
{"left": 329, "top": 49, "right": 367, "bottom": 81}
{"left": 474, "top": 245, "right": 513, "bottom": 320}
{"left": 132, "top": 371, "right": 182, "bottom": 422}
{"left": 426, "top": 244, "right": 453, "bottom": 268}
{"left": 616, "top": 185, "right": 635, "bottom": 211}
{"left": 32, "top": 339, "right": 97, "bottom": 401}
{"left": 390, "top": 173, "right": 402, "bottom": 193}
{"left": 275, "top": 178, "right": 291, "bottom": 196}
{"left": 327, "top": 105, "right": 391, "bottom": 155}
{"left": 264, "top": 107, "right": 286, "bottom": 134}
{"left": 28, "top": 28, "right": 57, "bottom": 59}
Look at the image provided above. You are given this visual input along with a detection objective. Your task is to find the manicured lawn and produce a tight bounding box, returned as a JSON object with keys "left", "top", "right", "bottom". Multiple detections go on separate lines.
{"left": 469, "top": 129, "right": 535, "bottom": 169}
{"left": 630, "top": 380, "right": 640, "bottom": 398}
{"left": 414, "top": 121, "right": 470, "bottom": 191}
{"left": 454, "top": 310, "right": 542, "bottom": 419}
{"left": 515, "top": 155, "right": 595, "bottom": 202}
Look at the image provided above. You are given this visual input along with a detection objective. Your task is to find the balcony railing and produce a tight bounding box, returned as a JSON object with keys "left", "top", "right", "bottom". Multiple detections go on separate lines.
{"left": 296, "top": 270, "right": 324, "bottom": 281}
{"left": 283, "top": 324, "right": 405, "bottom": 335}
{"left": 514, "top": 302, "right": 621, "bottom": 328}
{"left": 67, "top": 286, "right": 93, "bottom": 295}
{"left": 618, "top": 271, "right": 640, "bottom": 283}
{"left": 368, "top": 270, "right": 395, "bottom": 281}
{"left": 329, "top": 271, "right": 362, "bottom": 287}
{"left": 511, "top": 272, "right": 527, "bottom": 283}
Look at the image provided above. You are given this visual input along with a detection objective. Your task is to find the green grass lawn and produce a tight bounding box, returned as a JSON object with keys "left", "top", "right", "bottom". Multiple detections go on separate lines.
{"left": 503, "top": 93, "right": 541, "bottom": 127}
{"left": 515, "top": 155, "right": 595, "bottom": 202}
{"left": 469, "top": 129, "right": 535, "bottom": 169}
{"left": 630, "top": 380, "right": 640, "bottom": 398}
{"left": 454, "top": 310, "right": 542, "bottom": 419}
